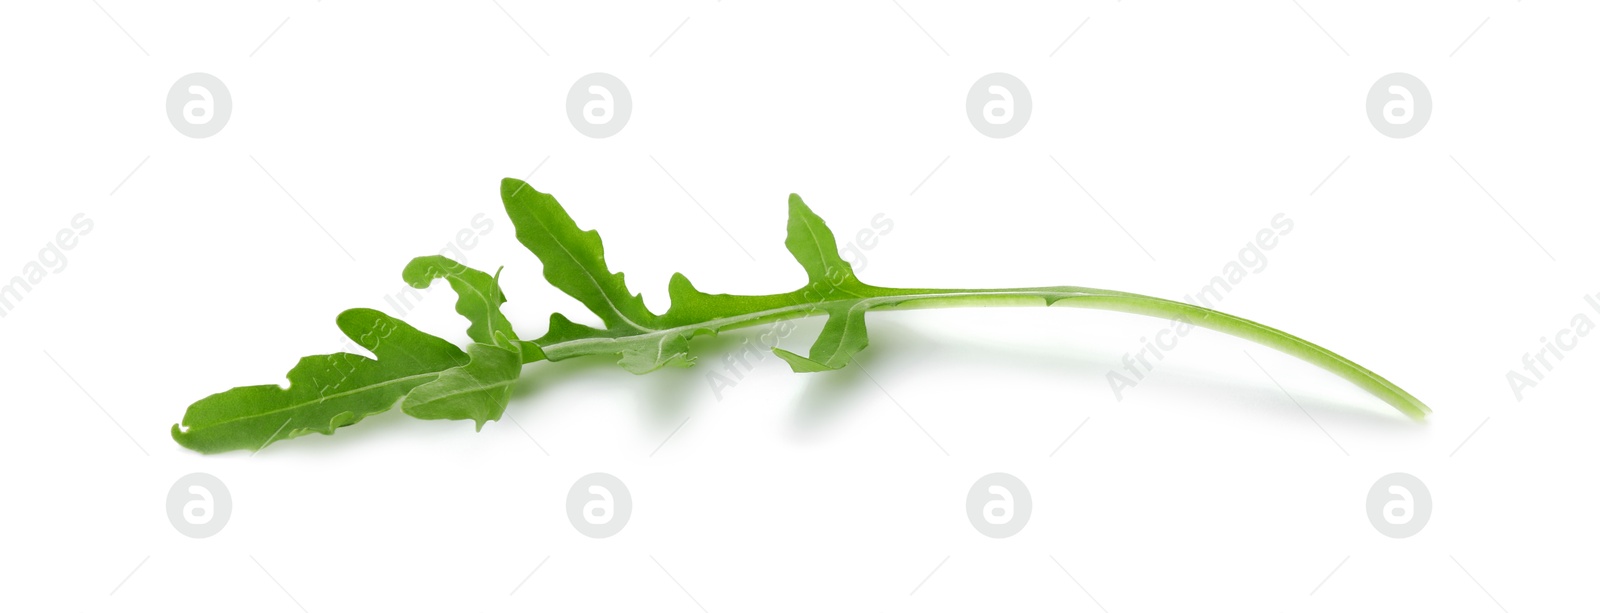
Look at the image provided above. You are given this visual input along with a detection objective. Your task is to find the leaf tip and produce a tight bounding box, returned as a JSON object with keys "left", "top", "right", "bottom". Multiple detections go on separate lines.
{"left": 400, "top": 255, "right": 447, "bottom": 289}
{"left": 334, "top": 307, "right": 379, "bottom": 331}
{"left": 668, "top": 271, "right": 693, "bottom": 289}
{"left": 787, "top": 193, "right": 810, "bottom": 215}
{"left": 772, "top": 347, "right": 840, "bottom": 373}
{"left": 501, "top": 177, "right": 535, "bottom": 200}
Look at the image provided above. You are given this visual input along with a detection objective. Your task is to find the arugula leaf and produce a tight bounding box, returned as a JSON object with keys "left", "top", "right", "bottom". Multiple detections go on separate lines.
{"left": 171, "top": 308, "right": 471, "bottom": 453}
{"left": 403, "top": 256, "right": 519, "bottom": 350}
{"left": 173, "top": 259, "right": 526, "bottom": 453}
{"left": 772, "top": 303, "right": 869, "bottom": 372}
{"left": 501, "top": 182, "right": 884, "bottom": 374}
{"left": 770, "top": 195, "right": 874, "bottom": 371}
{"left": 174, "top": 178, "right": 1433, "bottom": 453}
{"left": 501, "top": 179, "right": 1431, "bottom": 420}
{"left": 399, "top": 256, "right": 525, "bottom": 428}
{"left": 401, "top": 342, "right": 523, "bottom": 429}
{"left": 782, "top": 194, "right": 866, "bottom": 293}
{"left": 501, "top": 180, "right": 659, "bottom": 332}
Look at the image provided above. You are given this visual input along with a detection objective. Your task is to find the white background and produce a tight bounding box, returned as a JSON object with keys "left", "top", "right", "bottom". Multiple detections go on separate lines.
{"left": 2, "top": 1, "right": 1597, "bottom": 611}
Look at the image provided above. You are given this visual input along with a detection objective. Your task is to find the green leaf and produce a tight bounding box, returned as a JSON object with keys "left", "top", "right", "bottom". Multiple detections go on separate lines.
{"left": 501, "top": 179, "right": 658, "bottom": 333}
{"left": 502, "top": 180, "right": 704, "bottom": 373}
{"left": 784, "top": 194, "right": 862, "bottom": 291}
{"left": 175, "top": 178, "right": 1434, "bottom": 453}
{"left": 403, "top": 255, "right": 519, "bottom": 351}
{"left": 171, "top": 309, "right": 471, "bottom": 454}
{"left": 772, "top": 303, "right": 869, "bottom": 372}
{"left": 501, "top": 181, "right": 880, "bottom": 373}
{"left": 769, "top": 195, "right": 875, "bottom": 370}
{"left": 174, "top": 260, "right": 534, "bottom": 453}
{"left": 504, "top": 180, "right": 1432, "bottom": 420}
{"left": 402, "top": 341, "right": 523, "bottom": 429}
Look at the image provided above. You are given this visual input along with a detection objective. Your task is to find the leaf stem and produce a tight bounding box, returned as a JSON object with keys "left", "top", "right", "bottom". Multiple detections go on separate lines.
{"left": 528, "top": 285, "right": 1430, "bottom": 420}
